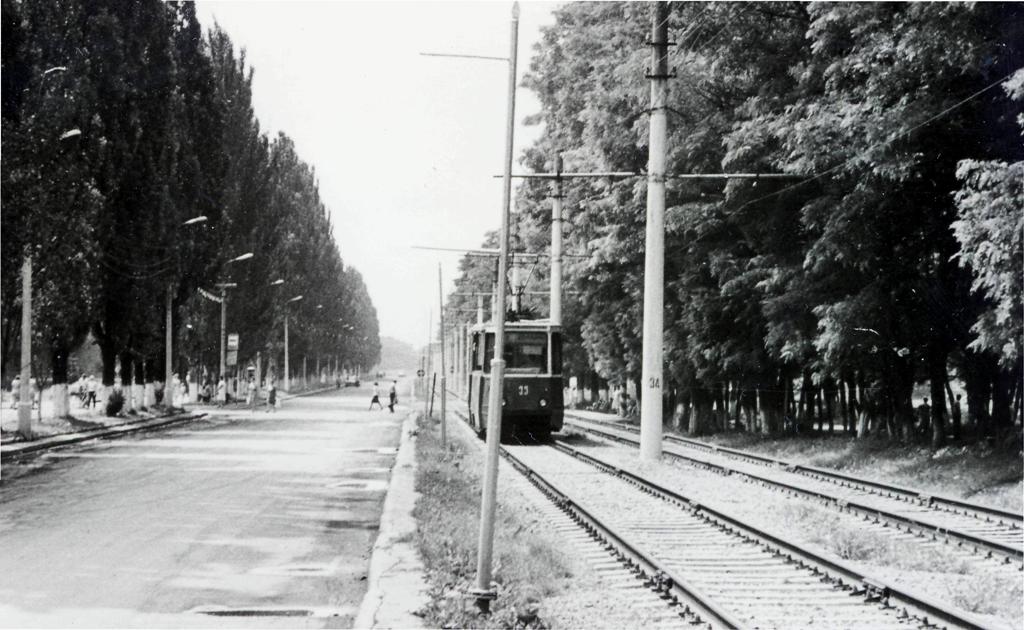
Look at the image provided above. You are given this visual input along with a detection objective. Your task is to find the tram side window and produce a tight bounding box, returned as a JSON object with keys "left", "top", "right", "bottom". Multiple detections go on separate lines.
{"left": 484, "top": 333, "right": 495, "bottom": 373}
{"left": 550, "top": 332, "right": 562, "bottom": 374}
{"left": 471, "top": 333, "right": 482, "bottom": 371}
{"left": 504, "top": 331, "right": 547, "bottom": 373}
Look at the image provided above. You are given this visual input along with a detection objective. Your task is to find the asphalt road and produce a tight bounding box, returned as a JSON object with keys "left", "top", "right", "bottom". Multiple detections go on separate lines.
{"left": 0, "top": 386, "right": 409, "bottom": 628}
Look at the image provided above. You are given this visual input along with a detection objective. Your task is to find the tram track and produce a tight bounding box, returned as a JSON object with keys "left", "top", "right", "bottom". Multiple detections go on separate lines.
{"left": 444, "top": 395, "right": 997, "bottom": 628}
{"left": 563, "top": 414, "right": 1024, "bottom": 570}
{"left": 501, "top": 437, "right": 996, "bottom": 629}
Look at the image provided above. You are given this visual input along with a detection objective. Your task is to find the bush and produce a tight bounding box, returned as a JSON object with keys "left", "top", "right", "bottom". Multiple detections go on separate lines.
{"left": 105, "top": 388, "right": 124, "bottom": 416}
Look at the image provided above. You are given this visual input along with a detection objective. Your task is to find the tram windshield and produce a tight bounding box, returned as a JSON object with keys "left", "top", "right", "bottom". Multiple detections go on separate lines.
{"left": 483, "top": 331, "right": 549, "bottom": 374}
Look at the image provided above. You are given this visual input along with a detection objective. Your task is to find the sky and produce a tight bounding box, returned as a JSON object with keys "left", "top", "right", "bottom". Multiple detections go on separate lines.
{"left": 194, "top": 1, "right": 558, "bottom": 348}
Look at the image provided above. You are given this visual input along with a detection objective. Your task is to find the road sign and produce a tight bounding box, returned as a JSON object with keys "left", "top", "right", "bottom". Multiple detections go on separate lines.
{"left": 417, "top": 369, "right": 425, "bottom": 377}
{"left": 226, "top": 350, "right": 238, "bottom": 367}
{"left": 227, "top": 333, "right": 239, "bottom": 351}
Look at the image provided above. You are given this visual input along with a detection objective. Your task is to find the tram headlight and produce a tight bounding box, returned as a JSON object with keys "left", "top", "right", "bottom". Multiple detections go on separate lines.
{"left": 538, "top": 398, "right": 547, "bottom": 408}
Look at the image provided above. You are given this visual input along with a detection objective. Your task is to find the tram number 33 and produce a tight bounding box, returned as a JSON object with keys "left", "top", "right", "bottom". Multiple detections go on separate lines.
{"left": 518, "top": 385, "right": 529, "bottom": 396}
{"left": 647, "top": 377, "right": 661, "bottom": 388}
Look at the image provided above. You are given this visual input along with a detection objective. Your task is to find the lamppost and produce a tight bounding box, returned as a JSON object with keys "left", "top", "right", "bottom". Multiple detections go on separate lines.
{"left": 18, "top": 65, "right": 77, "bottom": 438}
{"left": 215, "top": 252, "right": 254, "bottom": 381}
{"left": 284, "top": 294, "right": 303, "bottom": 391}
{"left": 165, "top": 215, "right": 208, "bottom": 408}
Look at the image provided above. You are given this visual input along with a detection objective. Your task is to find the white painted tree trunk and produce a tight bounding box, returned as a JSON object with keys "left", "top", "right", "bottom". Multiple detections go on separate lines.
{"left": 52, "top": 384, "right": 69, "bottom": 417}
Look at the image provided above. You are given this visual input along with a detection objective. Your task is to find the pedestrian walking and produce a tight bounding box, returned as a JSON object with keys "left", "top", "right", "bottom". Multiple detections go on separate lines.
{"left": 216, "top": 376, "right": 227, "bottom": 407}
{"left": 266, "top": 380, "right": 277, "bottom": 412}
{"left": 10, "top": 375, "right": 20, "bottom": 409}
{"left": 369, "top": 382, "right": 383, "bottom": 410}
{"left": 246, "top": 377, "right": 257, "bottom": 410}
{"left": 86, "top": 375, "right": 98, "bottom": 408}
{"left": 388, "top": 380, "right": 398, "bottom": 413}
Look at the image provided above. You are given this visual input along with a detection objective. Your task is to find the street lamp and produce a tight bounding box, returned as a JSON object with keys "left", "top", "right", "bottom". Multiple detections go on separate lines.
{"left": 215, "top": 251, "right": 254, "bottom": 382}
{"left": 284, "top": 294, "right": 304, "bottom": 391}
{"left": 424, "top": 2, "right": 520, "bottom": 610}
{"left": 165, "top": 215, "right": 210, "bottom": 408}
{"left": 18, "top": 66, "right": 75, "bottom": 438}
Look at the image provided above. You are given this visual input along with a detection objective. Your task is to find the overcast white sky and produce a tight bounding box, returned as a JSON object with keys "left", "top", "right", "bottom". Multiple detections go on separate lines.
{"left": 194, "top": 1, "right": 558, "bottom": 348}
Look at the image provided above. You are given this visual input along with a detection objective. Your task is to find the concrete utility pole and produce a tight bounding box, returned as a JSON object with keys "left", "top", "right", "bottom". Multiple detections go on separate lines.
{"left": 511, "top": 255, "right": 521, "bottom": 313}
{"left": 640, "top": 1, "right": 669, "bottom": 462}
{"left": 438, "top": 264, "right": 447, "bottom": 446}
{"left": 474, "top": 1, "right": 519, "bottom": 612}
{"left": 219, "top": 287, "right": 228, "bottom": 379}
{"left": 165, "top": 284, "right": 173, "bottom": 406}
{"left": 18, "top": 257, "right": 32, "bottom": 438}
{"left": 550, "top": 153, "right": 564, "bottom": 326}
{"left": 424, "top": 309, "right": 432, "bottom": 417}
{"left": 284, "top": 294, "right": 303, "bottom": 392}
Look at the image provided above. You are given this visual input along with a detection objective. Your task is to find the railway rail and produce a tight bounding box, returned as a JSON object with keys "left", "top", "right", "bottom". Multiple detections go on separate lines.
{"left": 563, "top": 414, "right": 1024, "bottom": 569}
{"left": 502, "top": 437, "right": 995, "bottom": 629}
{"left": 445, "top": 396, "right": 996, "bottom": 629}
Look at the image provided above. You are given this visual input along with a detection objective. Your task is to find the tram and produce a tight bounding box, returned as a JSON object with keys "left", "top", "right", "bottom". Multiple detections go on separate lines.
{"left": 466, "top": 319, "right": 563, "bottom": 440}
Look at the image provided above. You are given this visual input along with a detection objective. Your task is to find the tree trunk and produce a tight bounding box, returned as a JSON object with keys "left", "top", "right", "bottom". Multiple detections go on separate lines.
{"left": 120, "top": 351, "right": 134, "bottom": 412}
{"left": 50, "top": 341, "right": 71, "bottom": 417}
{"left": 992, "top": 366, "right": 1014, "bottom": 429}
{"left": 945, "top": 380, "right": 962, "bottom": 439}
{"left": 928, "top": 343, "right": 948, "bottom": 449}
{"left": 689, "top": 378, "right": 713, "bottom": 436}
{"left": 99, "top": 335, "right": 118, "bottom": 387}
{"left": 963, "top": 352, "right": 994, "bottom": 438}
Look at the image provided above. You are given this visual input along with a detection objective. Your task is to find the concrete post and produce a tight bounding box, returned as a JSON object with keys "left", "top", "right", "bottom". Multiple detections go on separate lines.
{"left": 640, "top": 1, "right": 669, "bottom": 461}
{"left": 219, "top": 288, "right": 227, "bottom": 379}
{"left": 550, "top": 153, "right": 563, "bottom": 326}
{"left": 18, "top": 255, "right": 32, "bottom": 438}
{"left": 284, "top": 315, "right": 290, "bottom": 392}
{"left": 166, "top": 284, "right": 173, "bottom": 406}
{"left": 511, "top": 255, "right": 520, "bottom": 313}
{"left": 438, "top": 265, "right": 447, "bottom": 447}
{"left": 475, "top": 1, "right": 519, "bottom": 612}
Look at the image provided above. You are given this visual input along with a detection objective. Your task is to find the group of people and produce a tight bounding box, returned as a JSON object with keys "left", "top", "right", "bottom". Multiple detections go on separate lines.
{"left": 197, "top": 375, "right": 278, "bottom": 411}
{"left": 8, "top": 375, "right": 40, "bottom": 410}
{"left": 244, "top": 376, "right": 278, "bottom": 412}
{"left": 370, "top": 380, "right": 399, "bottom": 413}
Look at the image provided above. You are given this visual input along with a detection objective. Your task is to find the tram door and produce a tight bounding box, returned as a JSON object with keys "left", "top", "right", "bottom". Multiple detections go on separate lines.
{"left": 468, "top": 331, "right": 485, "bottom": 432}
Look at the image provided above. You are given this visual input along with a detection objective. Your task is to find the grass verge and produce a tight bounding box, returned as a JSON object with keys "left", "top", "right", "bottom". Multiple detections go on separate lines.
{"left": 413, "top": 413, "right": 576, "bottom": 629}
{"left": 698, "top": 431, "right": 1023, "bottom": 512}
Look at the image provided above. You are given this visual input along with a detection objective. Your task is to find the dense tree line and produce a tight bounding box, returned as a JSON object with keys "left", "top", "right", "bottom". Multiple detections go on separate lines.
{"left": 1, "top": 0, "right": 380, "bottom": 412}
{"left": 448, "top": 2, "right": 1022, "bottom": 445}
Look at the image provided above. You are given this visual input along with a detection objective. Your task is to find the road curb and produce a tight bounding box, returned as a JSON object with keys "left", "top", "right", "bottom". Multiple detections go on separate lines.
{"left": 1, "top": 411, "right": 208, "bottom": 458}
{"left": 0, "top": 387, "right": 338, "bottom": 460}
{"left": 354, "top": 408, "right": 428, "bottom": 629}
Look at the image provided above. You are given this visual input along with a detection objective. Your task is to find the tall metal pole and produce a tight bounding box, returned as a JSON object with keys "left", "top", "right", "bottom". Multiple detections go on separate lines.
{"left": 550, "top": 153, "right": 564, "bottom": 326}
{"left": 219, "top": 288, "right": 227, "bottom": 379}
{"left": 438, "top": 264, "right": 448, "bottom": 446}
{"left": 510, "top": 255, "right": 521, "bottom": 313}
{"left": 284, "top": 315, "right": 290, "bottom": 392}
{"left": 18, "top": 255, "right": 32, "bottom": 438}
{"left": 165, "top": 284, "right": 173, "bottom": 406}
{"left": 474, "top": 0, "right": 518, "bottom": 612}
{"left": 640, "top": 1, "right": 669, "bottom": 461}
{"left": 424, "top": 309, "right": 432, "bottom": 416}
